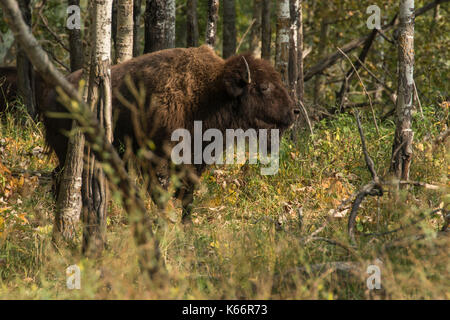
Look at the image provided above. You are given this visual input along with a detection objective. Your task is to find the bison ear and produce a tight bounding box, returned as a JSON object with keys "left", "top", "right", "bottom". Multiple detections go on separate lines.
{"left": 223, "top": 56, "right": 252, "bottom": 98}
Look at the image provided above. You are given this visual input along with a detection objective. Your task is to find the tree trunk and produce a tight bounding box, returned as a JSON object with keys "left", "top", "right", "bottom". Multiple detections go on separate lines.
{"left": 261, "top": 0, "right": 271, "bottom": 60}
{"left": 186, "top": 0, "right": 199, "bottom": 47}
{"left": 112, "top": 0, "right": 118, "bottom": 54}
{"left": 54, "top": 2, "right": 93, "bottom": 244}
{"left": 116, "top": 0, "right": 134, "bottom": 63}
{"left": 205, "top": 0, "right": 219, "bottom": 49}
{"left": 16, "top": 0, "right": 36, "bottom": 118}
{"left": 68, "top": 0, "right": 83, "bottom": 71}
{"left": 165, "top": 0, "right": 176, "bottom": 49}
{"left": 223, "top": 0, "right": 236, "bottom": 59}
{"left": 250, "top": 0, "right": 262, "bottom": 56}
{"left": 82, "top": 0, "right": 114, "bottom": 256}
{"left": 275, "top": 0, "right": 289, "bottom": 86}
{"left": 133, "top": 0, "right": 141, "bottom": 56}
{"left": 296, "top": 0, "right": 304, "bottom": 104}
{"left": 288, "top": 0, "right": 298, "bottom": 99}
{"left": 144, "top": 0, "right": 175, "bottom": 53}
{"left": 391, "top": 0, "right": 415, "bottom": 181}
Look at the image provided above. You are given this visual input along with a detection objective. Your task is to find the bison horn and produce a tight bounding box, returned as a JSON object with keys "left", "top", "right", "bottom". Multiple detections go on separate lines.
{"left": 242, "top": 57, "right": 252, "bottom": 84}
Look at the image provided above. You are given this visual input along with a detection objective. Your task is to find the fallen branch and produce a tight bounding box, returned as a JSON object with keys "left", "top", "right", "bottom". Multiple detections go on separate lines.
{"left": 348, "top": 110, "right": 383, "bottom": 243}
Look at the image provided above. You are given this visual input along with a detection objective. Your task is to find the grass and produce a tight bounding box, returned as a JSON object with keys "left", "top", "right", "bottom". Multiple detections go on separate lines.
{"left": 0, "top": 101, "right": 448, "bottom": 299}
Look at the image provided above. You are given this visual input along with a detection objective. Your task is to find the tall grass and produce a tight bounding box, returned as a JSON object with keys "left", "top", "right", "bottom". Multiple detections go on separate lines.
{"left": 0, "top": 102, "right": 448, "bottom": 299}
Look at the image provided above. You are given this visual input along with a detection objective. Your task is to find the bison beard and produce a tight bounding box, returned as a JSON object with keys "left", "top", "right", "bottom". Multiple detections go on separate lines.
{"left": 40, "top": 45, "right": 297, "bottom": 223}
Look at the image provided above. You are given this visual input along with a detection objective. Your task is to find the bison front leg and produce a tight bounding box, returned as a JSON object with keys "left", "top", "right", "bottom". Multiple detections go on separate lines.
{"left": 179, "top": 183, "right": 195, "bottom": 224}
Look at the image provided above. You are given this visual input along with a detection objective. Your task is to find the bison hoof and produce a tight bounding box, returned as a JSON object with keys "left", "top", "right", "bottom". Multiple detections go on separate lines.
{"left": 181, "top": 214, "right": 193, "bottom": 225}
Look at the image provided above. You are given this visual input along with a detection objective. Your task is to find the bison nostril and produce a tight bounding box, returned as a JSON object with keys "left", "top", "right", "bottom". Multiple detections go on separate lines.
{"left": 293, "top": 109, "right": 301, "bottom": 115}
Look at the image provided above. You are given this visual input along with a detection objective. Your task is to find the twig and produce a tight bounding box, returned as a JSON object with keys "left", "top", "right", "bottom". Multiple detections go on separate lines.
{"left": 433, "top": 127, "right": 450, "bottom": 147}
{"left": 38, "top": 11, "right": 69, "bottom": 52}
{"left": 365, "top": 208, "right": 445, "bottom": 238}
{"left": 413, "top": 80, "right": 425, "bottom": 120}
{"left": 354, "top": 110, "right": 378, "bottom": 181}
{"left": 337, "top": 47, "right": 380, "bottom": 136}
{"left": 236, "top": 19, "right": 256, "bottom": 53}
{"left": 397, "top": 180, "right": 442, "bottom": 190}
{"left": 296, "top": 261, "right": 362, "bottom": 276}
{"left": 353, "top": 56, "right": 395, "bottom": 95}
{"left": 298, "top": 99, "right": 314, "bottom": 135}
{"left": 303, "top": 237, "right": 357, "bottom": 256}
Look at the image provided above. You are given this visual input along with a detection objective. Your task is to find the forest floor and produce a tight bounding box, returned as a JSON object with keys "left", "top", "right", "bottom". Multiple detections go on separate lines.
{"left": 0, "top": 102, "right": 448, "bottom": 299}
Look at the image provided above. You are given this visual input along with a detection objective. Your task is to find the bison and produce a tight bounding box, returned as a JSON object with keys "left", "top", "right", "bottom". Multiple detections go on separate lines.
{"left": 41, "top": 45, "right": 299, "bottom": 222}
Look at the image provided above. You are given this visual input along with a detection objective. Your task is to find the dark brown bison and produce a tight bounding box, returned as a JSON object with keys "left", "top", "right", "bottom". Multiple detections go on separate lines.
{"left": 42, "top": 45, "right": 299, "bottom": 222}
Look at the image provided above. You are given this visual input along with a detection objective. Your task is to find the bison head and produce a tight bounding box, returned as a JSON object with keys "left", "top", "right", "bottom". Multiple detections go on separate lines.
{"left": 222, "top": 54, "right": 299, "bottom": 132}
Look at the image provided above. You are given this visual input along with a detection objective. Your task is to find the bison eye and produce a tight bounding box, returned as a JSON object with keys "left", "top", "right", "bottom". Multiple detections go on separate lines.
{"left": 260, "top": 83, "right": 270, "bottom": 93}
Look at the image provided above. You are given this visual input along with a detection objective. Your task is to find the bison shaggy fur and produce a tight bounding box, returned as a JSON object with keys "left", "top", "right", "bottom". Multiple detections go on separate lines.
{"left": 42, "top": 45, "right": 298, "bottom": 222}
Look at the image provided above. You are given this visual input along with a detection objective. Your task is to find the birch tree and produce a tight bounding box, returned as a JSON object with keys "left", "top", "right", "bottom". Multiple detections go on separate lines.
{"left": 288, "top": 0, "right": 299, "bottom": 98}
{"left": 205, "top": 0, "right": 219, "bottom": 48}
{"left": 82, "top": 0, "right": 114, "bottom": 255}
{"left": 116, "top": 0, "right": 134, "bottom": 63}
{"left": 391, "top": 0, "right": 415, "bottom": 181}
{"left": 296, "top": 0, "right": 304, "bottom": 103}
{"left": 53, "top": 1, "right": 92, "bottom": 244}
{"left": 275, "top": 0, "right": 290, "bottom": 85}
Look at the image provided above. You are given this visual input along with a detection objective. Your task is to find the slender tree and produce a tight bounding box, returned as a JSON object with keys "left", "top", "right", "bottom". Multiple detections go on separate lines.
{"left": 16, "top": 0, "right": 36, "bottom": 117}
{"left": 275, "top": 0, "right": 290, "bottom": 85}
{"left": 166, "top": 0, "right": 175, "bottom": 48}
{"left": 144, "top": 0, "right": 175, "bottom": 53}
{"left": 288, "top": 0, "right": 299, "bottom": 98}
{"left": 82, "top": 0, "right": 114, "bottom": 256}
{"left": 261, "top": 0, "right": 271, "bottom": 60}
{"left": 391, "top": 0, "right": 415, "bottom": 181}
{"left": 68, "top": 0, "right": 83, "bottom": 71}
{"left": 133, "top": 0, "right": 142, "bottom": 56}
{"left": 223, "top": 0, "right": 237, "bottom": 58}
{"left": 116, "top": 0, "right": 134, "bottom": 63}
{"left": 296, "top": 0, "right": 304, "bottom": 103}
{"left": 53, "top": 1, "right": 93, "bottom": 244}
{"left": 205, "top": 0, "right": 219, "bottom": 48}
{"left": 250, "top": 0, "right": 262, "bottom": 55}
{"left": 186, "top": 0, "right": 199, "bottom": 47}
